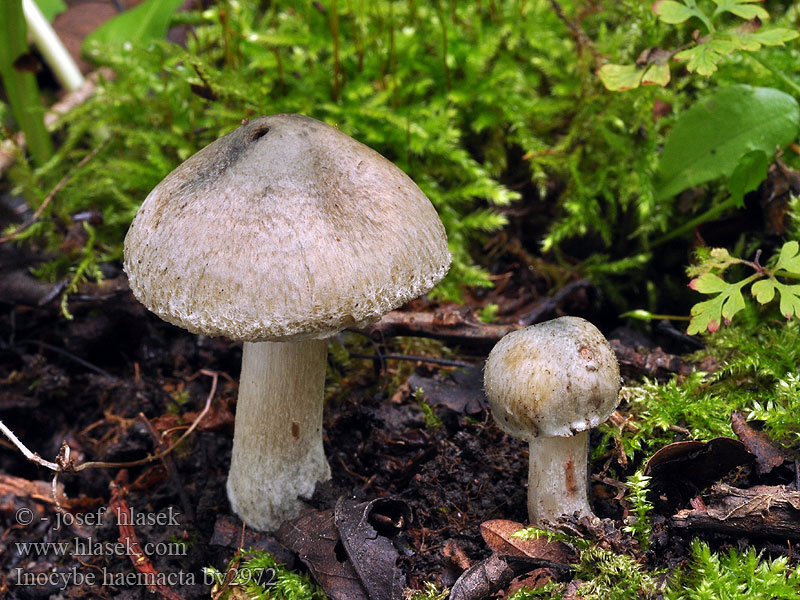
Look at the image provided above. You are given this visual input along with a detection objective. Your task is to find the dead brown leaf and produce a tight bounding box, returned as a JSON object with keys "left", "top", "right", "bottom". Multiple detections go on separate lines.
{"left": 480, "top": 519, "right": 575, "bottom": 563}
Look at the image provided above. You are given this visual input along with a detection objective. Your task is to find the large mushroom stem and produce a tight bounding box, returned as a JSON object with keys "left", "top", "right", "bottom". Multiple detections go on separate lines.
{"left": 227, "top": 339, "right": 331, "bottom": 531}
{"left": 526, "top": 431, "right": 591, "bottom": 525}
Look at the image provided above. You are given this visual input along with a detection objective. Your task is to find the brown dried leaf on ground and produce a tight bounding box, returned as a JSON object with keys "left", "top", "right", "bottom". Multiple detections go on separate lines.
{"left": 210, "top": 515, "right": 298, "bottom": 568}
{"left": 730, "top": 411, "right": 788, "bottom": 475}
{"left": 276, "top": 507, "right": 369, "bottom": 600}
{"left": 449, "top": 554, "right": 517, "bottom": 600}
{"left": 480, "top": 519, "right": 575, "bottom": 563}
{"left": 335, "top": 497, "right": 411, "bottom": 600}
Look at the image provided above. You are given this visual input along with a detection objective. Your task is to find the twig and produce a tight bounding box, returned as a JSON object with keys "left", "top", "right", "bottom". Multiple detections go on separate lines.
{"left": 546, "top": 0, "right": 599, "bottom": 65}
{"left": 109, "top": 478, "right": 188, "bottom": 600}
{"left": 0, "top": 419, "right": 59, "bottom": 470}
{"left": 0, "top": 137, "right": 110, "bottom": 244}
{"left": 361, "top": 309, "right": 519, "bottom": 353}
{"left": 349, "top": 352, "right": 475, "bottom": 369}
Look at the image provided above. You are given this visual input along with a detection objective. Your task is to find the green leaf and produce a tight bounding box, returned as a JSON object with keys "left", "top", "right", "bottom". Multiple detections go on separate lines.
{"left": 34, "top": 0, "right": 66, "bottom": 22}
{"left": 751, "top": 279, "right": 776, "bottom": 303}
{"left": 655, "top": 85, "right": 800, "bottom": 201}
{"left": 653, "top": 1, "right": 701, "bottom": 24}
{"left": 775, "top": 240, "right": 800, "bottom": 274}
{"left": 642, "top": 62, "right": 671, "bottom": 87}
{"left": 597, "top": 64, "right": 644, "bottom": 91}
{"left": 775, "top": 282, "right": 800, "bottom": 319}
{"left": 745, "top": 28, "right": 800, "bottom": 46}
{"left": 82, "top": 0, "right": 183, "bottom": 50}
{"left": 712, "top": 0, "right": 769, "bottom": 21}
{"left": 728, "top": 149, "right": 768, "bottom": 208}
{"left": 688, "top": 277, "right": 748, "bottom": 334}
{"left": 730, "top": 27, "right": 799, "bottom": 52}
{"left": 689, "top": 272, "right": 730, "bottom": 294}
{"left": 674, "top": 39, "right": 738, "bottom": 76}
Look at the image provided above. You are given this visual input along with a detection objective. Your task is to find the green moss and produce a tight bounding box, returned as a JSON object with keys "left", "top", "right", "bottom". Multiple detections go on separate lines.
{"left": 204, "top": 549, "right": 325, "bottom": 600}
{"left": 602, "top": 316, "right": 800, "bottom": 459}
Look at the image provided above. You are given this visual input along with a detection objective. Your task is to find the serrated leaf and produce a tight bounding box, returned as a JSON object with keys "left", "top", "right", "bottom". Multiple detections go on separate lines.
{"left": 688, "top": 278, "right": 748, "bottom": 334}
{"left": 597, "top": 64, "right": 644, "bottom": 91}
{"left": 642, "top": 62, "right": 671, "bottom": 86}
{"left": 775, "top": 240, "right": 800, "bottom": 274}
{"left": 654, "top": 1, "right": 701, "bottom": 24}
{"left": 731, "top": 27, "right": 799, "bottom": 52}
{"left": 690, "top": 273, "right": 730, "bottom": 293}
{"left": 688, "top": 296, "right": 725, "bottom": 334}
{"left": 775, "top": 282, "right": 800, "bottom": 319}
{"left": 728, "top": 149, "right": 768, "bottom": 207}
{"left": 655, "top": 85, "right": 800, "bottom": 201}
{"left": 746, "top": 28, "right": 800, "bottom": 46}
{"left": 751, "top": 279, "right": 777, "bottom": 303}
{"left": 674, "top": 39, "right": 738, "bottom": 76}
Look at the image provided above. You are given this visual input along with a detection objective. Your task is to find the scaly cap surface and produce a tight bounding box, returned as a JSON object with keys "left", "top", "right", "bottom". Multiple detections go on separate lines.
{"left": 124, "top": 114, "right": 451, "bottom": 341}
{"left": 484, "top": 317, "right": 621, "bottom": 439}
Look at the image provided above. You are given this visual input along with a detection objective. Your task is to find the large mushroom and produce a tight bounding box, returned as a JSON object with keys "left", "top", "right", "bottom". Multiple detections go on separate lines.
{"left": 483, "top": 317, "right": 620, "bottom": 525}
{"left": 124, "top": 114, "right": 451, "bottom": 531}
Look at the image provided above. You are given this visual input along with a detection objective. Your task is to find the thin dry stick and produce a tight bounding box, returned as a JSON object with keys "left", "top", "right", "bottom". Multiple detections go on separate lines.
{"left": 0, "top": 420, "right": 59, "bottom": 471}
{"left": 0, "top": 137, "right": 110, "bottom": 244}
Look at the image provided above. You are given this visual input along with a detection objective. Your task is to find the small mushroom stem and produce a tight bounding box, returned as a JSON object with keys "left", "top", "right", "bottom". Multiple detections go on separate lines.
{"left": 526, "top": 431, "right": 591, "bottom": 524}
{"left": 227, "top": 339, "right": 331, "bottom": 531}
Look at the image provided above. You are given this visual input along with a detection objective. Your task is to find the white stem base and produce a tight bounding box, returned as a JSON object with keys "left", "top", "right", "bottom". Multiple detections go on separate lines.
{"left": 227, "top": 339, "right": 331, "bottom": 531}
{"left": 527, "top": 432, "right": 591, "bottom": 525}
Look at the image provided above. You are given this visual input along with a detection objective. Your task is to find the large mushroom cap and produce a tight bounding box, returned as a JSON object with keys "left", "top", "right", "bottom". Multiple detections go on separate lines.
{"left": 123, "top": 114, "right": 451, "bottom": 341}
{"left": 484, "top": 316, "right": 621, "bottom": 439}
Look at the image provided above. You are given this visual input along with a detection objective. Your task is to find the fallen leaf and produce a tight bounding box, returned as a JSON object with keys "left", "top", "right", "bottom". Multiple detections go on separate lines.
{"left": 334, "top": 497, "right": 410, "bottom": 600}
{"left": 449, "top": 554, "right": 516, "bottom": 600}
{"left": 210, "top": 515, "right": 297, "bottom": 568}
{"left": 730, "top": 411, "right": 787, "bottom": 475}
{"left": 276, "top": 508, "right": 368, "bottom": 600}
{"left": 480, "top": 519, "right": 575, "bottom": 563}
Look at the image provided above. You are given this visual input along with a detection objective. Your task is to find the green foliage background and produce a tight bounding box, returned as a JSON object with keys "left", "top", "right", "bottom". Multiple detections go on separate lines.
{"left": 4, "top": 0, "right": 799, "bottom": 312}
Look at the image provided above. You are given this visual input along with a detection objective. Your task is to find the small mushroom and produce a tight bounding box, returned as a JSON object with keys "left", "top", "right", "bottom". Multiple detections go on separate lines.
{"left": 483, "top": 316, "right": 620, "bottom": 524}
{"left": 124, "top": 114, "right": 451, "bottom": 531}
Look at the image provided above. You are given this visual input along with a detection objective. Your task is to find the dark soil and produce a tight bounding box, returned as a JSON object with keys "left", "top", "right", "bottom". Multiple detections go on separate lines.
{"left": 0, "top": 227, "right": 670, "bottom": 600}
{"left": 0, "top": 243, "right": 542, "bottom": 599}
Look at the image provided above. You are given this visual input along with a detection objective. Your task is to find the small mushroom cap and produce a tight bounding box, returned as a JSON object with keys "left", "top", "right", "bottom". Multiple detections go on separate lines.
{"left": 484, "top": 316, "right": 620, "bottom": 439}
{"left": 123, "top": 114, "right": 451, "bottom": 342}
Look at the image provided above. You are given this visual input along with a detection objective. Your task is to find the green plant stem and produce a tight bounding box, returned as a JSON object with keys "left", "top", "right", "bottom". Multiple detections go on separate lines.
{"left": 0, "top": 0, "right": 53, "bottom": 165}
{"left": 652, "top": 194, "right": 739, "bottom": 247}
{"left": 747, "top": 52, "right": 800, "bottom": 97}
{"left": 22, "top": 0, "right": 84, "bottom": 92}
